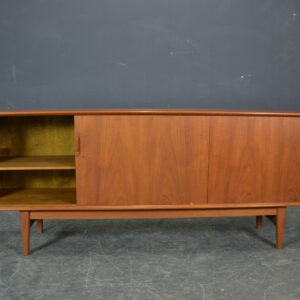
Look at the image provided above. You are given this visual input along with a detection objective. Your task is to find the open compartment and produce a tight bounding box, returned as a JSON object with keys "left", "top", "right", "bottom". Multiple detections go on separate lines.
{"left": 0, "top": 116, "right": 76, "bottom": 206}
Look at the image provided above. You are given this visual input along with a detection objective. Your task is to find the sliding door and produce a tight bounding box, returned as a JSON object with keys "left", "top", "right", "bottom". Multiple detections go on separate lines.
{"left": 75, "top": 115, "right": 209, "bottom": 206}
{"left": 208, "top": 116, "right": 300, "bottom": 204}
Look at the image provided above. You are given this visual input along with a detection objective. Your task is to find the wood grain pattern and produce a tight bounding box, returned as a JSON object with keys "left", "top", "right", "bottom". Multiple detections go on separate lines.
{"left": 208, "top": 116, "right": 300, "bottom": 204}
{"left": 75, "top": 115, "right": 209, "bottom": 206}
{"left": 0, "top": 156, "right": 75, "bottom": 170}
{"left": 0, "top": 188, "right": 76, "bottom": 206}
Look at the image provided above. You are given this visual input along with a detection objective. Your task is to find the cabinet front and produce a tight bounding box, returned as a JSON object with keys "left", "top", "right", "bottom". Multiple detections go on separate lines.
{"left": 75, "top": 115, "right": 209, "bottom": 206}
{"left": 208, "top": 116, "right": 300, "bottom": 204}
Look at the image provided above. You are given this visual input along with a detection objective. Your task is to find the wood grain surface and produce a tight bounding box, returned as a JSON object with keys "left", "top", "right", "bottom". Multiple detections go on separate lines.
{"left": 75, "top": 115, "right": 209, "bottom": 206}
{"left": 208, "top": 116, "right": 300, "bottom": 203}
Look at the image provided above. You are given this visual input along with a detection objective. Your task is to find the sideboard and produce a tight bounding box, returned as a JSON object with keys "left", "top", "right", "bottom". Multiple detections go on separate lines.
{"left": 0, "top": 109, "right": 300, "bottom": 255}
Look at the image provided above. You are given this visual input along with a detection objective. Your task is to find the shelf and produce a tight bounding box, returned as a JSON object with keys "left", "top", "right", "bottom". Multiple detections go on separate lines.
{"left": 0, "top": 156, "right": 75, "bottom": 170}
{"left": 0, "top": 188, "right": 76, "bottom": 206}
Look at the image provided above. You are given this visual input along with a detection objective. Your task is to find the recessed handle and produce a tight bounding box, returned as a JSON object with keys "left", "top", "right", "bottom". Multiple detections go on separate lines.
{"left": 75, "top": 136, "right": 81, "bottom": 156}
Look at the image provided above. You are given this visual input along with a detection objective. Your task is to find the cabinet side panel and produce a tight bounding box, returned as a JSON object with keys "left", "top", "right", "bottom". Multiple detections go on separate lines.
{"left": 208, "top": 116, "right": 300, "bottom": 203}
{"left": 75, "top": 115, "right": 209, "bottom": 206}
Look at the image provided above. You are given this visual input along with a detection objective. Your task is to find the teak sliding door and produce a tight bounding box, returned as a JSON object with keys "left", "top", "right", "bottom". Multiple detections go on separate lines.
{"left": 75, "top": 115, "right": 209, "bottom": 206}
{"left": 208, "top": 116, "right": 300, "bottom": 204}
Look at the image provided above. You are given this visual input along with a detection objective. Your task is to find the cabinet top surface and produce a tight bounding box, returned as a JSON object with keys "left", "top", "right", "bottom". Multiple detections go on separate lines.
{"left": 0, "top": 109, "right": 300, "bottom": 117}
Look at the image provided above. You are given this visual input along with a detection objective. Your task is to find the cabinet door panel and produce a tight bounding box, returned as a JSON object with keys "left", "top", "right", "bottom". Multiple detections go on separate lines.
{"left": 75, "top": 115, "right": 209, "bottom": 206}
{"left": 208, "top": 116, "right": 300, "bottom": 204}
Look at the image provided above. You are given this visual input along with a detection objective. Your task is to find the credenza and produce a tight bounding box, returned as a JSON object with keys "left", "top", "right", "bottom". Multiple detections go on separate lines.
{"left": 0, "top": 109, "right": 300, "bottom": 255}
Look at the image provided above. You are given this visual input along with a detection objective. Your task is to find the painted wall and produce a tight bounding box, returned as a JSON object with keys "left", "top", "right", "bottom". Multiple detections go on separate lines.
{"left": 0, "top": 0, "right": 299, "bottom": 110}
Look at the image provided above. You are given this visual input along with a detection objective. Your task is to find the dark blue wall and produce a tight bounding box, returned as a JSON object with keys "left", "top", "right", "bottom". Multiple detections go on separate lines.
{"left": 0, "top": 0, "right": 299, "bottom": 110}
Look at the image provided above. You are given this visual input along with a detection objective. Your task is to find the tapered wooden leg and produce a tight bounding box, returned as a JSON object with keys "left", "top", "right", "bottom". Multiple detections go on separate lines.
{"left": 276, "top": 207, "right": 286, "bottom": 249}
{"left": 20, "top": 211, "right": 31, "bottom": 256}
{"left": 256, "top": 216, "right": 263, "bottom": 229}
{"left": 37, "top": 220, "right": 43, "bottom": 234}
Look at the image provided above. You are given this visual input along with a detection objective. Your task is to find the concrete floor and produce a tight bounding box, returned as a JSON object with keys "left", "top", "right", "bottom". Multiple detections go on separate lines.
{"left": 1, "top": 209, "right": 300, "bottom": 300}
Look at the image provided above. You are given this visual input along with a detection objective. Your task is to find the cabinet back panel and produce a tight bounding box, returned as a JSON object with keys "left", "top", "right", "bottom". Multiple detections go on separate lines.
{"left": 0, "top": 170, "right": 76, "bottom": 189}
{"left": 0, "top": 116, "right": 74, "bottom": 156}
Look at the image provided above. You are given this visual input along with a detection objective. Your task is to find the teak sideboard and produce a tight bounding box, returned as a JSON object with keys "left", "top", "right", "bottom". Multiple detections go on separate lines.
{"left": 0, "top": 109, "right": 300, "bottom": 255}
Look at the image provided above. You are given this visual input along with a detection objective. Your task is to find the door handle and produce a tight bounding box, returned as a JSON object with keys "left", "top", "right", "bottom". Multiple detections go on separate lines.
{"left": 75, "top": 136, "right": 81, "bottom": 156}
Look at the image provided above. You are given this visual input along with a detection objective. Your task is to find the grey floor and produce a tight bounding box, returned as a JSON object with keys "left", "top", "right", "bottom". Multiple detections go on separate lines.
{"left": 1, "top": 209, "right": 300, "bottom": 300}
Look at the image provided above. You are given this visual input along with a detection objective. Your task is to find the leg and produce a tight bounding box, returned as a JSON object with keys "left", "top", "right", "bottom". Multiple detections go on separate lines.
{"left": 276, "top": 207, "right": 286, "bottom": 249}
{"left": 37, "top": 220, "right": 43, "bottom": 234}
{"left": 20, "top": 211, "right": 31, "bottom": 256}
{"left": 256, "top": 216, "right": 263, "bottom": 229}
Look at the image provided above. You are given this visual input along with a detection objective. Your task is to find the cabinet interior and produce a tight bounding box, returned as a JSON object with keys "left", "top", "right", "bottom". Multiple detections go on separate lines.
{"left": 0, "top": 116, "right": 76, "bottom": 206}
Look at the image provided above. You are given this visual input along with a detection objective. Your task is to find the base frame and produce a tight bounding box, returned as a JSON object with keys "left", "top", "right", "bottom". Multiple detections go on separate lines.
{"left": 20, "top": 207, "right": 286, "bottom": 255}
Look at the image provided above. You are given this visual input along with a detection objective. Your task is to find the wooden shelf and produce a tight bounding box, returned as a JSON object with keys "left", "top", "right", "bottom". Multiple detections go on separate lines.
{"left": 0, "top": 188, "right": 76, "bottom": 206}
{"left": 0, "top": 156, "right": 75, "bottom": 170}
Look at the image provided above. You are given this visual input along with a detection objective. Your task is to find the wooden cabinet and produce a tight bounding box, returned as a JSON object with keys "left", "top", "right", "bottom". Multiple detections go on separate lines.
{"left": 0, "top": 109, "right": 299, "bottom": 255}
{"left": 75, "top": 115, "right": 209, "bottom": 206}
